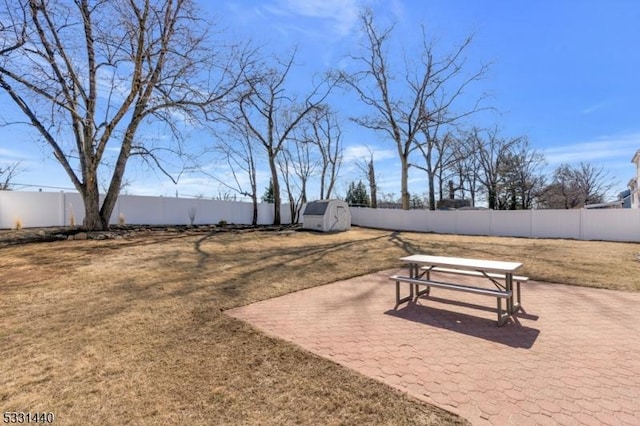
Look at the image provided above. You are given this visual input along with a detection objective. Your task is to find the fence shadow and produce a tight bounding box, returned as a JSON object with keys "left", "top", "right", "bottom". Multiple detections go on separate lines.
{"left": 385, "top": 301, "right": 540, "bottom": 349}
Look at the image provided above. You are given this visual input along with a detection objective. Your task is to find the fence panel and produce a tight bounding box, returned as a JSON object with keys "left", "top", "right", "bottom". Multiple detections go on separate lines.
{"left": 581, "top": 209, "right": 640, "bottom": 241}
{"left": 117, "top": 195, "right": 164, "bottom": 225}
{"left": 63, "top": 192, "right": 86, "bottom": 227}
{"left": 2, "top": 191, "right": 639, "bottom": 241}
{"left": 0, "top": 191, "right": 62, "bottom": 228}
{"left": 490, "top": 210, "right": 532, "bottom": 238}
{"left": 0, "top": 192, "right": 296, "bottom": 228}
{"left": 155, "top": 197, "right": 194, "bottom": 225}
{"left": 379, "top": 208, "right": 403, "bottom": 230}
{"left": 457, "top": 211, "right": 492, "bottom": 236}
{"left": 427, "top": 210, "right": 456, "bottom": 234}
{"left": 353, "top": 207, "right": 377, "bottom": 228}
{"left": 402, "top": 209, "right": 428, "bottom": 232}
{"left": 531, "top": 210, "right": 581, "bottom": 240}
{"left": 349, "top": 206, "right": 362, "bottom": 225}
{"left": 346, "top": 205, "right": 640, "bottom": 242}
{"left": 256, "top": 203, "right": 273, "bottom": 225}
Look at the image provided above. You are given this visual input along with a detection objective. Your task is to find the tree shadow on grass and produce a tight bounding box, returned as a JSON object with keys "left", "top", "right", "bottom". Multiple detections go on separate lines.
{"left": 385, "top": 299, "right": 540, "bottom": 349}
{"left": 93, "top": 231, "right": 398, "bottom": 312}
{"left": 193, "top": 231, "right": 392, "bottom": 276}
{"left": 387, "top": 231, "right": 424, "bottom": 256}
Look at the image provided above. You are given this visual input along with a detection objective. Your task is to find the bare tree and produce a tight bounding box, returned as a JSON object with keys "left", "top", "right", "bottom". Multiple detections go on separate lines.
{"left": 300, "top": 105, "right": 343, "bottom": 200}
{"left": 470, "top": 127, "right": 522, "bottom": 209}
{"left": 572, "top": 162, "right": 615, "bottom": 205}
{"left": 211, "top": 123, "right": 260, "bottom": 225}
{"left": 0, "top": 161, "right": 21, "bottom": 190}
{"left": 539, "top": 162, "right": 614, "bottom": 209}
{"left": 412, "top": 41, "right": 489, "bottom": 210}
{"left": 237, "top": 51, "right": 334, "bottom": 225}
{"left": 279, "top": 139, "right": 316, "bottom": 223}
{"left": 0, "top": 0, "right": 247, "bottom": 230}
{"left": 450, "top": 133, "right": 482, "bottom": 206}
{"left": 355, "top": 147, "right": 378, "bottom": 208}
{"left": 412, "top": 128, "right": 459, "bottom": 209}
{"left": 496, "top": 140, "right": 546, "bottom": 209}
{"left": 343, "top": 9, "right": 487, "bottom": 210}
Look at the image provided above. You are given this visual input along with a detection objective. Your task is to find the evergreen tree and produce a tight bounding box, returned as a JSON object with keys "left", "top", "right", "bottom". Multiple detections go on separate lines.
{"left": 345, "top": 180, "right": 370, "bottom": 206}
{"left": 261, "top": 180, "right": 275, "bottom": 203}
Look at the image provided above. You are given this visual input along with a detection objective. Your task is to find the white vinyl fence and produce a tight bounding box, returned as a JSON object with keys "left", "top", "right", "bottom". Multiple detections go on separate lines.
{"left": 0, "top": 191, "right": 292, "bottom": 228}
{"left": 350, "top": 207, "right": 640, "bottom": 242}
{"left": 2, "top": 191, "right": 639, "bottom": 242}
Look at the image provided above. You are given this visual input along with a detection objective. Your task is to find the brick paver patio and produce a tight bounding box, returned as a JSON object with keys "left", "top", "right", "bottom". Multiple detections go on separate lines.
{"left": 227, "top": 270, "right": 640, "bottom": 425}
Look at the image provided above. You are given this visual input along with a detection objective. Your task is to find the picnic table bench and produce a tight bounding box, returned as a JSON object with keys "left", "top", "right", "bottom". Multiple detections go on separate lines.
{"left": 390, "top": 254, "right": 526, "bottom": 326}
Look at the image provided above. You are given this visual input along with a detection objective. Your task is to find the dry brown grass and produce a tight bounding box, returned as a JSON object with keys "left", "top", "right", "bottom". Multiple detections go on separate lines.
{"left": 1, "top": 226, "right": 638, "bottom": 425}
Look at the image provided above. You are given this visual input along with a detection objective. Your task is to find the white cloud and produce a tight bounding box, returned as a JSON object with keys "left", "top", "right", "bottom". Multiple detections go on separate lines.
{"left": 388, "top": 0, "right": 405, "bottom": 21}
{"left": 581, "top": 100, "right": 610, "bottom": 115}
{"left": 264, "top": 0, "right": 364, "bottom": 38}
{"left": 0, "top": 147, "right": 28, "bottom": 160}
{"left": 543, "top": 133, "right": 640, "bottom": 165}
{"left": 342, "top": 144, "right": 396, "bottom": 163}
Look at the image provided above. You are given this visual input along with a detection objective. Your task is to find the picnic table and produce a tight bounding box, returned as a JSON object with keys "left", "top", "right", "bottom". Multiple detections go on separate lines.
{"left": 390, "top": 254, "right": 526, "bottom": 326}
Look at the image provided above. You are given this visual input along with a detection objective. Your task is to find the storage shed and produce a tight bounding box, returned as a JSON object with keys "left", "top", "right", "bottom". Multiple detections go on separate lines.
{"left": 302, "top": 199, "right": 351, "bottom": 232}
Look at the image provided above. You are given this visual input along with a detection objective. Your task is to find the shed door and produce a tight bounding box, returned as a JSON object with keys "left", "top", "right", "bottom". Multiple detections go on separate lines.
{"left": 334, "top": 205, "right": 347, "bottom": 230}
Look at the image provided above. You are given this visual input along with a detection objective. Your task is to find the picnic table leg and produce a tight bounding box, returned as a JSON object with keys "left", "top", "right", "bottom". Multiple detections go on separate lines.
{"left": 497, "top": 297, "right": 508, "bottom": 326}
{"left": 412, "top": 263, "right": 431, "bottom": 299}
{"left": 509, "top": 274, "right": 522, "bottom": 314}
{"left": 394, "top": 263, "right": 417, "bottom": 306}
{"left": 506, "top": 272, "right": 523, "bottom": 315}
{"left": 395, "top": 278, "right": 414, "bottom": 306}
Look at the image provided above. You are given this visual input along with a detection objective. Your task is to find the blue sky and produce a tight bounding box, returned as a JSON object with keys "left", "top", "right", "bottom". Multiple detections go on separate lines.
{"left": 1, "top": 0, "right": 639, "bottom": 202}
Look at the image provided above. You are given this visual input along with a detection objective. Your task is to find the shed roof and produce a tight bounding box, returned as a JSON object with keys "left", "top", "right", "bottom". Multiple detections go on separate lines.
{"left": 303, "top": 201, "right": 329, "bottom": 216}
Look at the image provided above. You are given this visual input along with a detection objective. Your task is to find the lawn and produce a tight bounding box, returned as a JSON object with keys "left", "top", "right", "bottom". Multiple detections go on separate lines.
{"left": 1, "top": 226, "right": 638, "bottom": 425}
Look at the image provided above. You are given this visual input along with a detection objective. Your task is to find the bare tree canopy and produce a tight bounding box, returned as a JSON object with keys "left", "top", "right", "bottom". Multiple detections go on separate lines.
{"left": 0, "top": 0, "right": 248, "bottom": 229}
{"left": 279, "top": 139, "right": 315, "bottom": 223}
{"left": 236, "top": 51, "right": 335, "bottom": 225}
{"left": 211, "top": 122, "right": 260, "bottom": 224}
{"left": 343, "top": 9, "right": 488, "bottom": 210}
{"left": 297, "top": 105, "right": 343, "bottom": 201}
{"left": 0, "top": 161, "right": 21, "bottom": 190}
{"left": 495, "top": 139, "right": 546, "bottom": 210}
{"left": 539, "top": 162, "right": 615, "bottom": 209}
{"left": 459, "top": 127, "right": 548, "bottom": 210}
{"left": 468, "top": 127, "right": 522, "bottom": 210}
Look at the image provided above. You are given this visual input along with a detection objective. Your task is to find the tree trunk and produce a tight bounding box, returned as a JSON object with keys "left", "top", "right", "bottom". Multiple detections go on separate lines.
{"left": 368, "top": 159, "right": 377, "bottom": 209}
{"left": 100, "top": 125, "right": 136, "bottom": 230}
{"left": 488, "top": 185, "right": 497, "bottom": 209}
{"left": 319, "top": 166, "right": 326, "bottom": 200}
{"left": 401, "top": 156, "right": 410, "bottom": 210}
{"left": 268, "top": 154, "right": 281, "bottom": 225}
{"left": 251, "top": 193, "right": 258, "bottom": 226}
{"left": 428, "top": 171, "right": 436, "bottom": 210}
{"left": 82, "top": 187, "right": 105, "bottom": 230}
